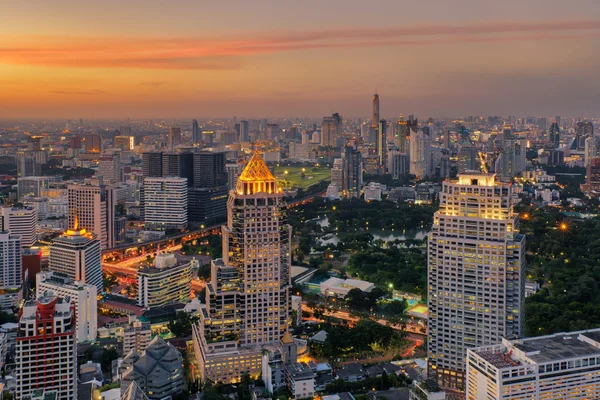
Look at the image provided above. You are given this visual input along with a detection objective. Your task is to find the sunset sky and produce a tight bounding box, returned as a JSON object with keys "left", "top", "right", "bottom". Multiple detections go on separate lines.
{"left": 1, "top": 0, "right": 599, "bottom": 118}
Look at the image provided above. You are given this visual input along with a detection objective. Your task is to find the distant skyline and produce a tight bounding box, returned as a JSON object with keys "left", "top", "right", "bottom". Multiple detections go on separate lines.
{"left": 1, "top": 0, "right": 599, "bottom": 118}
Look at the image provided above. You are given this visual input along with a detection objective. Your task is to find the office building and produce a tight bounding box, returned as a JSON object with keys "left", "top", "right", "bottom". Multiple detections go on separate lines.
{"left": 137, "top": 253, "right": 193, "bottom": 308}
{"left": 467, "top": 329, "right": 600, "bottom": 399}
{"left": 120, "top": 336, "right": 183, "bottom": 399}
{"left": 371, "top": 93, "right": 380, "bottom": 128}
{"left": 581, "top": 157, "right": 600, "bottom": 197}
{"left": 266, "top": 124, "right": 280, "bottom": 140}
{"left": 226, "top": 163, "right": 243, "bottom": 191}
{"left": 192, "top": 119, "right": 201, "bottom": 143}
{"left": 428, "top": 173, "right": 525, "bottom": 390}
{"left": 331, "top": 158, "right": 343, "bottom": 189}
{"left": 285, "top": 362, "right": 316, "bottom": 400}
{"left": 16, "top": 151, "right": 40, "bottom": 178}
{"left": 36, "top": 271, "right": 97, "bottom": 343}
{"left": 388, "top": 150, "right": 408, "bottom": 179}
{"left": 342, "top": 146, "right": 363, "bottom": 198}
{"left": 585, "top": 136, "right": 600, "bottom": 166}
{"left": 49, "top": 226, "right": 102, "bottom": 292}
{"left": 364, "top": 182, "right": 382, "bottom": 201}
{"left": 168, "top": 127, "right": 182, "bottom": 150}
{"left": 377, "top": 120, "right": 387, "bottom": 174}
{"left": 16, "top": 292, "right": 77, "bottom": 399}
{"left": 84, "top": 133, "right": 102, "bottom": 153}
{"left": 549, "top": 121, "right": 560, "bottom": 148}
{"left": 17, "top": 176, "right": 50, "bottom": 199}
{"left": 321, "top": 113, "right": 342, "bottom": 148}
{"left": 143, "top": 177, "right": 187, "bottom": 230}
{"left": 409, "top": 380, "right": 446, "bottom": 400}
{"left": 121, "top": 381, "right": 150, "bottom": 400}
{"left": 0, "top": 232, "right": 22, "bottom": 290}
{"left": 188, "top": 186, "right": 228, "bottom": 224}
{"left": 457, "top": 137, "right": 478, "bottom": 174}
{"left": 68, "top": 179, "right": 112, "bottom": 248}
{"left": 410, "top": 129, "right": 431, "bottom": 178}
{"left": 98, "top": 152, "right": 122, "bottom": 183}
{"left": 0, "top": 206, "right": 37, "bottom": 248}
{"left": 193, "top": 152, "right": 227, "bottom": 187}
{"left": 114, "top": 135, "right": 135, "bottom": 151}
{"left": 240, "top": 120, "right": 250, "bottom": 142}
{"left": 142, "top": 152, "right": 163, "bottom": 178}
{"left": 123, "top": 317, "right": 152, "bottom": 355}
{"left": 193, "top": 152, "right": 292, "bottom": 383}
{"left": 573, "top": 121, "right": 594, "bottom": 150}
{"left": 161, "top": 152, "right": 193, "bottom": 185}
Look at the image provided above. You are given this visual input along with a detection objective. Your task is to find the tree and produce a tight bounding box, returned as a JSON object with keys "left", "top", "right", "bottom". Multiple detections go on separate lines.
{"left": 168, "top": 311, "right": 194, "bottom": 337}
{"left": 100, "top": 348, "right": 118, "bottom": 372}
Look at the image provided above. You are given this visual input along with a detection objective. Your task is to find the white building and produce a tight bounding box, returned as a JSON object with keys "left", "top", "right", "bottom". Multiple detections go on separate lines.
{"left": 143, "top": 177, "right": 187, "bottom": 230}
{"left": 285, "top": 362, "right": 316, "bottom": 399}
{"left": 363, "top": 182, "right": 382, "bottom": 201}
{"left": 324, "top": 184, "right": 341, "bottom": 201}
{"left": 331, "top": 158, "right": 343, "bottom": 189}
{"left": 319, "top": 277, "right": 374, "bottom": 298}
{"left": 467, "top": 329, "right": 600, "bottom": 399}
{"left": 36, "top": 271, "right": 97, "bottom": 343}
{"left": 410, "top": 129, "right": 430, "bottom": 178}
{"left": 137, "top": 253, "right": 193, "bottom": 308}
{"left": 123, "top": 316, "right": 152, "bottom": 355}
{"left": 48, "top": 227, "right": 103, "bottom": 292}
{"left": 427, "top": 173, "right": 525, "bottom": 390}
{"left": 68, "top": 178, "right": 109, "bottom": 249}
{"left": 409, "top": 380, "right": 446, "bottom": 400}
{"left": 0, "top": 206, "right": 37, "bottom": 248}
{"left": 98, "top": 152, "right": 122, "bottom": 183}
{"left": 22, "top": 196, "right": 49, "bottom": 220}
{"left": 0, "top": 232, "right": 22, "bottom": 289}
{"left": 16, "top": 292, "right": 77, "bottom": 399}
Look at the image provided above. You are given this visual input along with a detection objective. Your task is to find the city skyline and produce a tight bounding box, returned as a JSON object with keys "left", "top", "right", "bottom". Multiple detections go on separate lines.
{"left": 1, "top": 0, "right": 600, "bottom": 118}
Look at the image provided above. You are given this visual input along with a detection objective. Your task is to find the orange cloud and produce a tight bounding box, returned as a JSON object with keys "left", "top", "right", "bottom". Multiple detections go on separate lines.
{"left": 0, "top": 19, "right": 599, "bottom": 70}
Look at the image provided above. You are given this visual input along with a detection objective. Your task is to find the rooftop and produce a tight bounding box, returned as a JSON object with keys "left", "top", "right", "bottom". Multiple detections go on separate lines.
{"left": 286, "top": 362, "right": 315, "bottom": 380}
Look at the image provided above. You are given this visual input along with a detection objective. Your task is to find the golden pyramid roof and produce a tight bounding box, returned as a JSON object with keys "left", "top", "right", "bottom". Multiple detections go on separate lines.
{"left": 281, "top": 331, "right": 294, "bottom": 344}
{"left": 237, "top": 152, "right": 275, "bottom": 183}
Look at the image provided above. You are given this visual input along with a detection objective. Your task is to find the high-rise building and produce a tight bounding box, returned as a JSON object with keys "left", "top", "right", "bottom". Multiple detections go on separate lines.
{"left": 143, "top": 177, "right": 188, "bottom": 230}
{"left": 192, "top": 152, "right": 292, "bottom": 383}
{"left": 549, "top": 121, "right": 560, "bottom": 148}
{"left": 68, "top": 179, "right": 111, "bottom": 249}
{"left": 192, "top": 119, "right": 201, "bottom": 143}
{"left": 49, "top": 226, "right": 103, "bottom": 292}
{"left": 188, "top": 152, "right": 229, "bottom": 223}
{"left": 410, "top": 129, "right": 431, "bottom": 178}
{"left": 331, "top": 158, "right": 344, "bottom": 189}
{"left": 575, "top": 121, "right": 594, "bottom": 150}
{"left": 321, "top": 113, "right": 342, "bottom": 148}
{"left": 168, "top": 127, "right": 182, "bottom": 150}
{"left": 226, "top": 163, "right": 243, "bottom": 191}
{"left": 585, "top": 136, "right": 600, "bottom": 166}
{"left": 0, "top": 206, "right": 37, "bottom": 248}
{"left": 467, "top": 329, "right": 600, "bottom": 399}
{"left": 457, "top": 137, "right": 477, "bottom": 174}
{"left": 396, "top": 115, "right": 409, "bottom": 153}
{"left": 240, "top": 120, "right": 250, "bottom": 142}
{"left": 17, "top": 176, "right": 49, "bottom": 199}
{"left": 161, "top": 152, "right": 194, "bottom": 186}
{"left": 114, "top": 135, "right": 135, "bottom": 151}
{"left": 387, "top": 150, "right": 408, "bottom": 179}
{"left": 83, "top": 134, "right": 102, "bottom": 153}
{"left": 581, "top": 157, "right": 600, "bottom": 197}
{"left": 16, "top": 151, "right": 39, "bottom": 178}
{"left": 371, "top": 93, "right": 380, "bottom": 128}
{"left": 0, "top": 232, "right": 22, "bottom": 289}
{"left": 427, "top": 173, "right": 525, "bottom": 390}
{"left": 142, "top": 152, "right": 163, "bottom": 178}
{"left": 193, "top": 152, "right": 227, "bottom": 187}
{"left": 266, "top": 124, "right": 280, "bottom": 141}
{"left": 137, "top": 253, "right": 193, "bottom": 308}
{"left": 377, "top": 120, "right": 387, "bottom": 174}
{"left": 342, "top": 146, "right": 363, "bottom": 198}
{"left": 16, "top": 292, "right": 77, "bottom": 399}
{"left": 98, "top": 152, "right": 122, "bottom": 183}
{"left": 36, "top": 271, "right": 97, "bottom": 343}
{"left": 123, "top": 317, "right": 152, "bottom": 355}
{"left": 202, "top": 130, "right": 214, "bottom": 145}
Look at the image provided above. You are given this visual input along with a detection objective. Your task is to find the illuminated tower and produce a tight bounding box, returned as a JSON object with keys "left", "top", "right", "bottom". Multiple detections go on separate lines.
{"left": 371, "top": 93, "right": 380, "bottom": 128}
{"left": 193, "top": 152, "right": 291, "bottom": 383}
{"left": 427, "top": 173, "right": 525, "bottom": 391}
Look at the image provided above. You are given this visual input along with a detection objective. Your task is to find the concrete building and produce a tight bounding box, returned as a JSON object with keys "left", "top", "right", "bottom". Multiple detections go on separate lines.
{"left": 226, "top": 163, "right": 243, "bottom": 191}
{"left": 168, "top": 127, "right": 182, "bottom": 150}
{"left": 142, "top": 152, "right": 163, "bottom": 178}
{"left": 0, "top": 232, "right": 22, "bottom": 290}
{"left": 410, "top": 380, "right": 446, "bottom": 400}
{"left": 388, "top": 150, "right": 408, "bottom": 179}
{"left": 467, "top": 329, "right": 600, "bottom": 400}
{"left": 17, "top": 176, "right": 50, "bottom": 199}
{"left": 428, "top": 173, "right": 525, "bottom": 390}
{"left": 16, "top": 292, "right": 77, "bottom": 399}
{"left": 319, "top": 278, "right": 374, "bottom": 298}
{"left": 285, "top": 362, "right": 316, "bottom": 399}
{"left": 98, "top": 152, "right": 122, "bottom": 183}
{"left": 137, "top": 253, "right": 193, "bottom": 308}
{"left": 321, "top": 113, "right": 342, "bottom": 148}
{"left": 120, "top": 336, "right": 183, "bottom": 399}
{"left": 36, "top": 271, "right": 97, "bottom": 343}
{"left": 68, "top": 178, "right": 110, "bottom": 248}
{"left": 123, "top": 317, "right": 152, "bottom": 355}
{"left": 193, "top": 152, "right": 292, "bottom": 383}
{"left": 410, "top": 129, "right": 431, "bottom": 178}
{"left": 48, "top": 226, "right": 102, "bottom": 292}
{"left": 342, "top": 146, "right": 362, "bottom": 198}
{"left": 363, "top": 182, "right": 382, "bottom": 201}
{"left": 143, "top": 177, "right": 187, "bottom": 230}
{"left": 114, "top": 135, "right": 134, "bottom": 151}
{"left": 0, "top": 206, "right": 37, "bottom": 248}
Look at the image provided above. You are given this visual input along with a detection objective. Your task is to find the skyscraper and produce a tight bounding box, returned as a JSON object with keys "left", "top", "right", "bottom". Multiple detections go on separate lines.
{"left": 143, "top": 177, "right": 188, "bottom": 230}
{"left": 83, "top": 133, "right": 102, "bottom": 153}
{"left": 377, "top": 120, "right": 387, "bottom": 174}
{"left": 49, "top": 225, "right": 103, "bottom": 292}
{"left": 16, "top": 151, "right": 40, "bottom": 178}
{"left": 342, "top": 146, "right": 363, "bottom": 198}
{"left": 192, "top": 152, "right": 227, "bottom": 187}
{"left": 192, "top": 152, "right": 291, "bottom": 383}
{"left": 240, "top": 120, "right": 250, "bottom": 142}
{"left": 409, "top": 129, "right": 430, "bottom": 178}
{"left": 98, "top": 152, "right": 122, "bottom": 183}
{"left": 371, "top": 93, "right": 380, "bottom": 128}
{"left": 192, "top": 119, "right": 201, "bottom": 143}
{"left": 0, "top": 206, "right": 37, "bottom": 248}
{"left": 189, "top": 152, "right": 228, "bottom": 224}
{"left": 142, "top": 152, "right": 163, "bottom": 178}
{"left": 396, "top": 115, "right": 409, "bottom": 153}
{"left": 549, "top": 122, "right": 560, "bottom": 148}
{"left": 427, "top": 173, "right": 525, "bottom": 390}
{"left": 0, "top": 232, "right": 22, "bottom": 289}
{"left": 168, "top": 127, "right": 182, "bottom": 150}
{"left": 161, "top": 152, "right": 194, "bottom": 186}
{"left": 68, "top": 179, "right": 110, "bottom": 248}
{"left": 321, "top": 113, "right": 342, "bottom": 148}
{"left": 16, "top": 292, "right": 77, "bottom": 399}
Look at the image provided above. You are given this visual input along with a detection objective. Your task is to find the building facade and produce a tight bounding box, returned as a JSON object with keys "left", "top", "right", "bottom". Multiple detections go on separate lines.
{"left": 16, "top": 292, "right": 77, "bottom": 399}
{"left": 0, "top": 232, "right": 22, "bottom": 289}
{"left": 0, "top": 206, "right": 37, "bottom": 248}
{"left": 143, "top": 177, "right": 188, "bottom": 230}
{"left": 137, "top": 253, "right": 193, "bottom": 308}
{"left": 427, "top": 173, "right": 525, "bottom": 390}
{"left": 193, "top": 152, "right": 292, "bottom": 383}
{"left": 36, "top": 271, "right": 97, "bottom": 343}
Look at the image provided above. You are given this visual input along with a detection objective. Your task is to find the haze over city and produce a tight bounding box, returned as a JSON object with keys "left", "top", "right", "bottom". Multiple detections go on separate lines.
{"left": 2, "top": 0, "right": 600, "bottom": 118}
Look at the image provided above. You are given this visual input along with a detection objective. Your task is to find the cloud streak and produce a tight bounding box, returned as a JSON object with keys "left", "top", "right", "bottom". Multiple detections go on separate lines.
{"left": 1, "top": 19, "right": 599, "bottom": 70}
